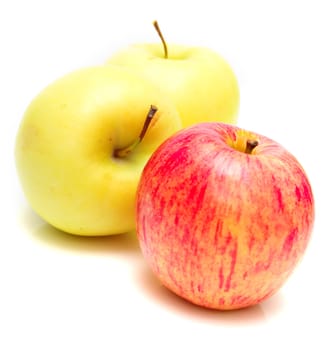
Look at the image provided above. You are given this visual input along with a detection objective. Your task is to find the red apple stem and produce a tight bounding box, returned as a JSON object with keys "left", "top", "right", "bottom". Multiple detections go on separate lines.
{"left": 114, "top": 105, "right": 158, "bottom": 158}
{"left": 245, "top": 139, "right": 259, "bottom": 154}
{"left": 153, "top": 20, "right": 168, "bottom": 59}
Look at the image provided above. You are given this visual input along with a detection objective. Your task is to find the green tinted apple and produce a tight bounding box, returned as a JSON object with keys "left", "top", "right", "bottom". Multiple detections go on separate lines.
{"left": 107, "top": 21, "right": 239, "bottom": 128}
{"left": 15, "top": 65, "right": 181, "bottom": 236}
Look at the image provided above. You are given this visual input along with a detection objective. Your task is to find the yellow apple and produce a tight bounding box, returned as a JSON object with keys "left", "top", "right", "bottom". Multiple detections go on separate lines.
{"left": 106, "top": 22, "right": 239, "bottom": 127}
{"left": 15, "top": 65, "right": 181, "bottom": 236}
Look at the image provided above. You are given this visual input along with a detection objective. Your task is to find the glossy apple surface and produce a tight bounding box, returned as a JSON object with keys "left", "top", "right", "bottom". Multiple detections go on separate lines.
{"left": 107, "top": 43, "right": 239, "bottom": 127}
{"left": 136, "top": 122, "right": 314, "bottom": 310}
{"left": 15, "top": 66, "right": 181, "bottom": 236}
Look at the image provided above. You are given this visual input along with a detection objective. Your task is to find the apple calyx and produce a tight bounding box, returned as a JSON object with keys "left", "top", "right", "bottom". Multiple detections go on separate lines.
{"left": 244, "top": 139, "right": 259, "bottom": 154}
{"left": 153, "top": 20, "right": 168, "bottom": 59}
{"left": 113, "top": 105, "right": 158, "bottom": 158}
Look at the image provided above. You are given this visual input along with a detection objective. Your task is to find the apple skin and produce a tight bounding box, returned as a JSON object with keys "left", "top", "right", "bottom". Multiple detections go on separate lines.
{"left": 136, "top": 122, "right": 315, "bottom": 310}
{"left": 15, "top": 65, "right": 181, "bottom": 236}
{"left": 107, "top": 43, "right": 239, "bottom": 128}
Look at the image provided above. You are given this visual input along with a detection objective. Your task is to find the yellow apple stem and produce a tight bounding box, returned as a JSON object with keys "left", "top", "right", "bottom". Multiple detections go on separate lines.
{"left": 153, "top": 20, "right": 168, "bottom": 59}
{"left": 114, "top": 105, "right": 158, "bottom": 158}
{"left": 244, "top": 139, "right": 259, "bottom": 154}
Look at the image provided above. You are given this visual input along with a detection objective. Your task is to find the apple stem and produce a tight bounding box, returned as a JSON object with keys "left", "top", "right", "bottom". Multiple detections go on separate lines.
{"left": 138, "top": 105, "right": 158, "bottom": 141}
{"left": 153, "top": 20, "right": 168, "bottom": 59}
{"left": 245, "top": 139, "right": 259, "bottom": 154}
{"left": 113, "top": 105, "right": 158, "bottom": 158}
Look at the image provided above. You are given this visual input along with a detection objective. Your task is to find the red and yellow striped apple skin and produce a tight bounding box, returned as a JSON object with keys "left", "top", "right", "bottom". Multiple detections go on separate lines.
{"left": 136, "top": 122, "right": 314, "bottom": 310}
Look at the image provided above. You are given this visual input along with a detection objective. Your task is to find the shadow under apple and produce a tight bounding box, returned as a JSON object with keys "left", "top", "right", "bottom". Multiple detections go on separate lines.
{"left": 135, "top": 262, "right": 286, "bottom": 325}
{"left": 18, "top": 204, "right": 286, "bottom": 323}
{"left": 19, "top": 205, "right": 141, "bottom": 256}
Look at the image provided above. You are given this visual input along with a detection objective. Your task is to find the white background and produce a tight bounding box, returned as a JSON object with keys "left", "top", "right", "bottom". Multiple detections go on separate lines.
{"left": 1, "top": 0, "right": 331, "bottom": 349}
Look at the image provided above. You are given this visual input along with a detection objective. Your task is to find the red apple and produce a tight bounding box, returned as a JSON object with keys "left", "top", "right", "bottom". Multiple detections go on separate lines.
{"left": 136, "top": 122, "right": 315, "bottom": 310}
